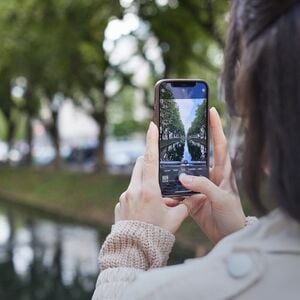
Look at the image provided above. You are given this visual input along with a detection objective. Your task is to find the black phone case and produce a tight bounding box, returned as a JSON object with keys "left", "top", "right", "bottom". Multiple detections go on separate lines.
{"left": 153, "top": 79, "right": 210, "bottom": 198}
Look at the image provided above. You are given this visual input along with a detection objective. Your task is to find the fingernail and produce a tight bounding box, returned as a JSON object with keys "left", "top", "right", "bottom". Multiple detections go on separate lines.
{"left": 179, "top": 173, "right": 193, "bottom": 184}
{"left": 148, "top": 121, "right": 155, "bottom": 132}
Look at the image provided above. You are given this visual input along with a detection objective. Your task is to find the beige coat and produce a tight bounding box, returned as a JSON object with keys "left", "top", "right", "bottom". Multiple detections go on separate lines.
{"left": 92, "top": 209, "right": 300, "bottom": 299}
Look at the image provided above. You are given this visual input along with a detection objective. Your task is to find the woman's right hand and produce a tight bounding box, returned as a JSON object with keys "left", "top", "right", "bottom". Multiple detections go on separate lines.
{"left": 169, "top": 107, "right": 246, "bottom": 244}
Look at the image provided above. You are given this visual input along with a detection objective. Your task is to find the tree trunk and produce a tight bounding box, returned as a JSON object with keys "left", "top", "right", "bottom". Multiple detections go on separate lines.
{"left": 6, "top": 116, "right": 15, "bottom": 150}
{"left": 94, "top": 109, "right": 107, "bottom": 171}
{"left": 7, "top": 208, "right": 15, "bottom": 260}
{"left": 49, "top": 110, "right": 61, "bottom": 169}
{"left": 26, "top": 114, "right": 33, "bottom": 165}
{"left": 23, "top": 86, "right": 36, "bottom": 165}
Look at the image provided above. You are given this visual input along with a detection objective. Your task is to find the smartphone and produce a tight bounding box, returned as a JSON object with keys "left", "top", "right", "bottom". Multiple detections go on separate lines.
{"left": 154, "top": 79, "right": 209, "bottom": 198}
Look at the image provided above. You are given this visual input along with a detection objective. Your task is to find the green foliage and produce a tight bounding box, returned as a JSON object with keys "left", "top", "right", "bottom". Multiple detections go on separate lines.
{"left": 112, "top": 119, "right": 147, "bottom": 137}
{"left": 187, "top": 100, "right": 207, "bottom": 138}
{"left": 0, "top": 112, "right": 6, "bottom": 140}
{"left": 134, "top": 0, "right": 228, "bottom": 106}
{"left": 160, "top": 98, "right": 185, "bottom": 140}
{"left": 0, "top": 0, "right": 228, "bottom": 144}
{"left": 108, "top": 86, "right": 148, "bottom": 137}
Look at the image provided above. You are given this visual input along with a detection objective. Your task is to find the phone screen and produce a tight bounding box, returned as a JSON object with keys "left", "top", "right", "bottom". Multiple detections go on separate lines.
{"left": 158, "top": 81, "right": 209, "bottom": 196}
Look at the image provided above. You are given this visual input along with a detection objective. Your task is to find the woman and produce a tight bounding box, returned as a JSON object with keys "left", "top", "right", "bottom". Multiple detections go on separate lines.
{"left": 93, "top": 0, "right": 300, "bottom": 299}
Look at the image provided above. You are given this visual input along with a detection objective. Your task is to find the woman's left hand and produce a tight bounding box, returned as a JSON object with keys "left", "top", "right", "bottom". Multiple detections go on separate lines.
{"left": 115, "top": 122, "right": 188, "bottom": 234}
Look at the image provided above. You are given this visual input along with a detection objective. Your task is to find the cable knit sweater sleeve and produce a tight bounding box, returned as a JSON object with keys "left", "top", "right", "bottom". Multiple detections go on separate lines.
{"left": 92, "top": 220, "right": 175, "bottom": 300}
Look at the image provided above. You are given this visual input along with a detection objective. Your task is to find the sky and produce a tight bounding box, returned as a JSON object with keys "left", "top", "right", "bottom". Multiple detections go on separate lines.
{"left": 174, "top": 98, "right": 205, "bottom": 134}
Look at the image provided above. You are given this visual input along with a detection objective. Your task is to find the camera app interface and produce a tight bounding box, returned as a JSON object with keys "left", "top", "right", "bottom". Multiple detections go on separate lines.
{"left": 159, "top": 82, "right": 208, "bottom": 196}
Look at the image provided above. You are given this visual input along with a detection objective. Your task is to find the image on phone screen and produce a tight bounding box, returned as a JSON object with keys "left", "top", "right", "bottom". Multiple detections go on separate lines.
{"left": 158, "top": 81, "right": 209, "bottom": 196}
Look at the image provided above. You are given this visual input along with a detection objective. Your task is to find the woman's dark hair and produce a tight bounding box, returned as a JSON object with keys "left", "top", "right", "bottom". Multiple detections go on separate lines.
{"left": 223, "top": 0, "right": 300, "bottom": 220}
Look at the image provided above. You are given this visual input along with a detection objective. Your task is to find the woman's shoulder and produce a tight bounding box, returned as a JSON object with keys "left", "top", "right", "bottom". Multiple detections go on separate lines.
{"left": 122, "top": 209, "right": 300, "bottom": 300}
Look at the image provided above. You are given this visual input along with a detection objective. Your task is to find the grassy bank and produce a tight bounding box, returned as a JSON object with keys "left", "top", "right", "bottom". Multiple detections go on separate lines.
{"left": 0, "top": 166, "right": 129, "bottom": 226}
{"left": 0, "top": 166, "right": 209, "bottom": 250}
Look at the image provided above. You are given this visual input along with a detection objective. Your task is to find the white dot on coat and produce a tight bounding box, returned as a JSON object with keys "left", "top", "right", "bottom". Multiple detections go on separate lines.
{"left": 227, "top": 253, "right": 254, "bottom": 279}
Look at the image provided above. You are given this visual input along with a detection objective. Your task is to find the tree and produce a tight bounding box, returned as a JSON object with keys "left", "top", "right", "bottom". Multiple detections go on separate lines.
{"left": 108, "top": 0, "right": 228, "bottom": 123}
{"left": 0, "top": 2, "right": 19, "bottom": 151}
{"left": 0, "top": 0, "right": 122, "bottom": 169}
{"left": 0, "top": 73, "right": 15, "bottom": 150}
{"left": 160, "top": 98, "right": 185, "bottom": 141}
{"left": 134, "top": 0, "right": 228, "bottom": 85}
{"left": 0, "top": 0, "right": 228, "bottom": 169}
{"left": 187, "top": 100, "right": 207, "bottom": 140}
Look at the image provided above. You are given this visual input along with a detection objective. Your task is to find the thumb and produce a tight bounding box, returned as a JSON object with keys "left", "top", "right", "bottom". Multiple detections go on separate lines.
{"left": 168, "top": 203, "right": 189, "bottom": 231}
{"left": 183, "top": 194, "right": 207, "bottom": 216}
{"left": 179, "top": 173, "right": 220, "bottom": 199}
{"left": 165, "top": 204, "right": 189, "bottom": 234}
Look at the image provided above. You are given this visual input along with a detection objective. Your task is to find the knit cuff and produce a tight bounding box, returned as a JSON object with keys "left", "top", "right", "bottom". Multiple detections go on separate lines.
{"left": 99, "top": 220, "right": 175, "bottom": 271}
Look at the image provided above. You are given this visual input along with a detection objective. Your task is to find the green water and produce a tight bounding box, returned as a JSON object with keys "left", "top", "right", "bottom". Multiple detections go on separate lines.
{"left": 0, "top": 201, "right": 102, "bottom": 300}
{"left": 0, "top": 200, "right": 193, "bottom": 300}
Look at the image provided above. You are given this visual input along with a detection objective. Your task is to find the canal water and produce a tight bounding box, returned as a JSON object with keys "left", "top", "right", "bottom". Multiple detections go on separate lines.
{"left": 0, "top": 200, "right": 193, "bottom": 300}
{"left": 183, "top": 139, "right": 192, "bottom": 161}
{"left": 161, "top": 139, "right": 205, "bottom": 162}
{"left": 0, "top": 201, "right": 103, "bottom": 300}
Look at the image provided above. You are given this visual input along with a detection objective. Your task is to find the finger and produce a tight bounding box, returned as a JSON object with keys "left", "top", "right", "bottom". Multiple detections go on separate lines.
{"left": 165, "top": 196, "right": 185, "bottom": 202}
{"left": 184, "top": 193, "right": 207, "bottom": 203}
{"left": 183, "top": 194, "right": 207, "bottom": 216}
{"left": 114, "top": 202, "right": 121, "bottom": 222}
{"left": 163, "top": 198, "right": 181, "bottom": 207}
{"left": 143, "top": 122, "right": 159, "bottom": 186}
{"left": 179, "top": 173, "right": 220, "bottom": 200}
{"left": 209, "top": 166, "right": 213, "bottom": 177}
{"left": 119, "top": 191, "right": 127, "bottom": 207}
{"left": 210, "top": 107, "right": 228, "bottom": 167}
{"left": 169, "top": 203, "right": 189, "bottom": 221}
{"left": 128, "top": 156, "right": 143, "bottom": 191}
